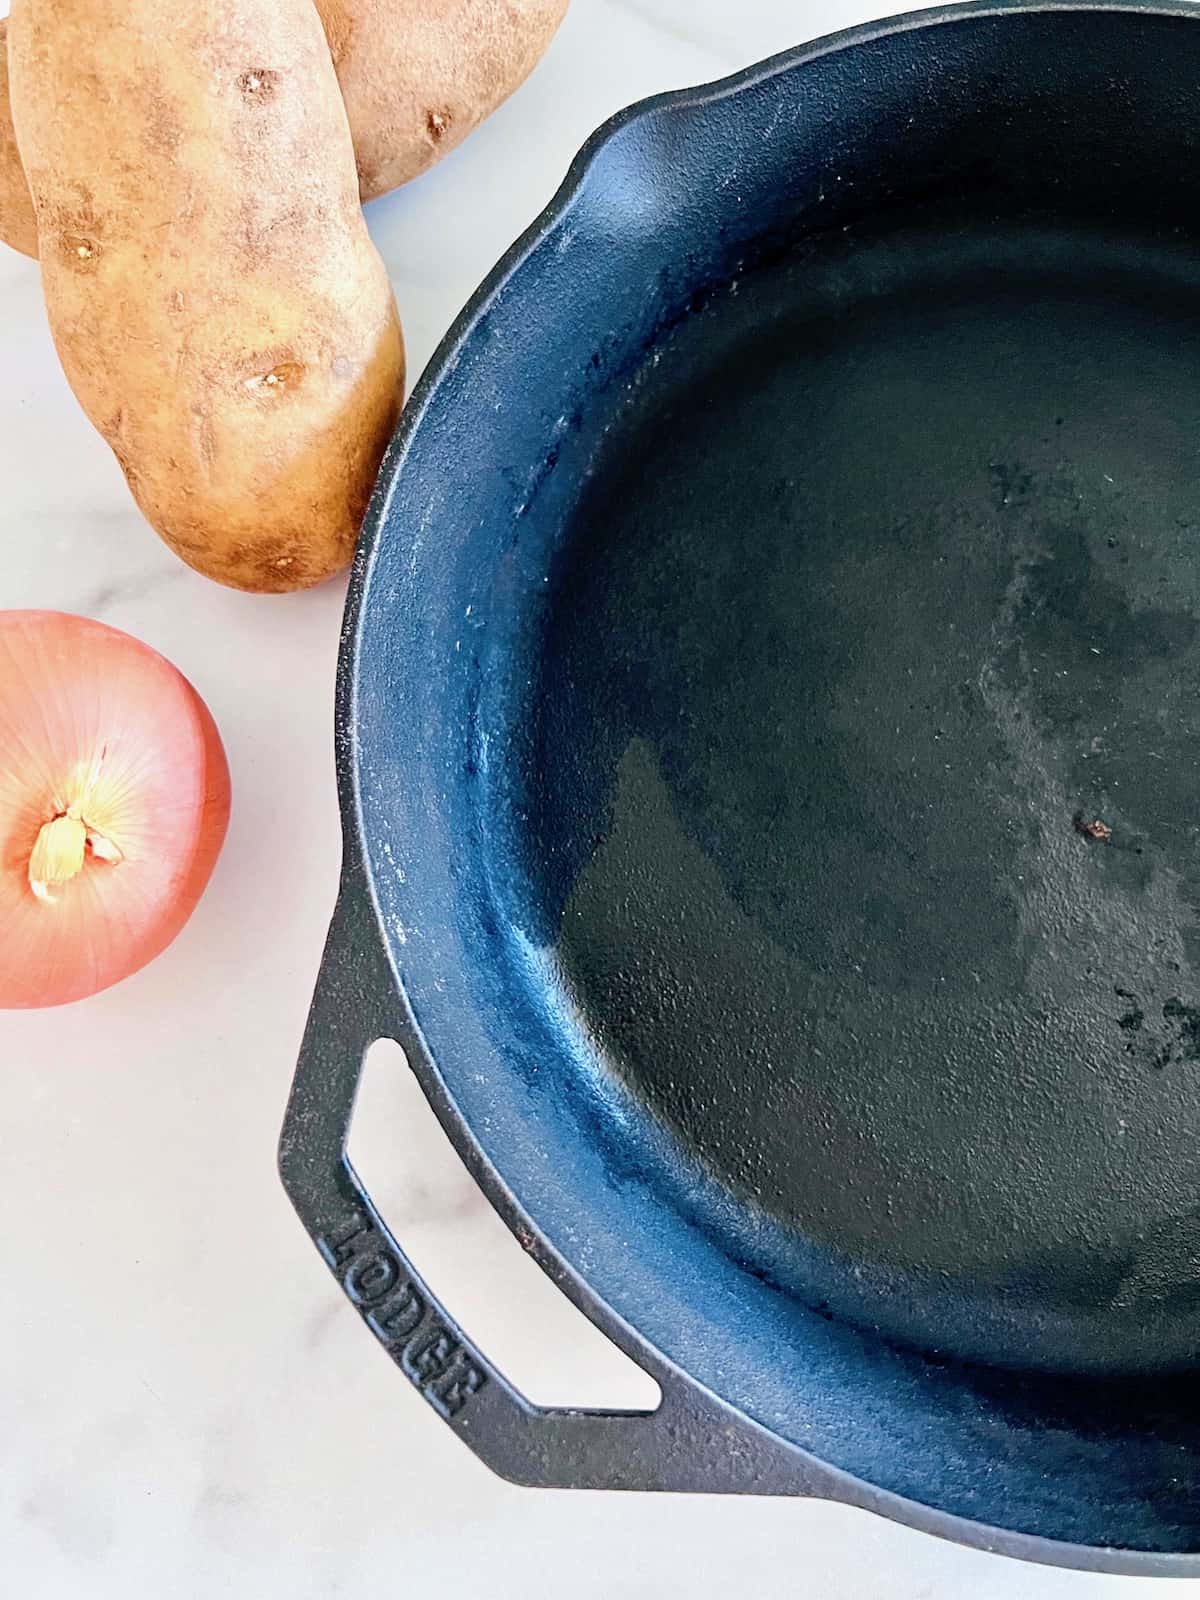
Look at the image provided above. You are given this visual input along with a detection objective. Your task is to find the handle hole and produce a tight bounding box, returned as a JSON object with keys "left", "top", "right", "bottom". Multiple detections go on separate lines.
{"left": 348, "top": 1040, "right": 661, "bottom": 1411}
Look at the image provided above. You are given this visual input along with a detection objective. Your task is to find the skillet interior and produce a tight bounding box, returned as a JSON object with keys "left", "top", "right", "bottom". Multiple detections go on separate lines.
{"left": 513, "top": 218, "right": 1200, "bottom": 1380}
{"left": 356, "top": 4, "right": 1200, "bottom": 1555}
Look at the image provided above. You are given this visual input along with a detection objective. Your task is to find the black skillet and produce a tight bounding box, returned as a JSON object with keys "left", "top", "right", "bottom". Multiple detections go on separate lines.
{"left": 281, "top": 0, "right": 1200, "bottom": 1571}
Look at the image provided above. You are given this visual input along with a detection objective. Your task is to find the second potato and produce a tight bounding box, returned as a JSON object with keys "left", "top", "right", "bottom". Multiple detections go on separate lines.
{"left": 322, "top": 0, "right": 569, "bottom": 196}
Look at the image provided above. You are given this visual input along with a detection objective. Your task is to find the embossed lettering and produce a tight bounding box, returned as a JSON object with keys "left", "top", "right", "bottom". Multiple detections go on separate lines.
{"left": 430, "top": 1361, "right": 487, "bottom": 1418}
{"left": 316, "top": 1215, "right": 485, "bottom": 1416}
{"left": 345, "top": 1249, "right": 400, "bottom": 1306}
{"left": 405, "top": 1326, "right": 457, "bottom": 1386}
{"left": 317, "top": 1211, "right": 371, "bottom": 1268}
{"left": 367, "top": 1282, "right": 425, "bottom": 1344}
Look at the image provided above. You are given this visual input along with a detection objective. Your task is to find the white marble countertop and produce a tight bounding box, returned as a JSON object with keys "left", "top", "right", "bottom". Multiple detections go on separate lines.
{"left": 1, "top": 2, "right": 1194, "bottom": 1594}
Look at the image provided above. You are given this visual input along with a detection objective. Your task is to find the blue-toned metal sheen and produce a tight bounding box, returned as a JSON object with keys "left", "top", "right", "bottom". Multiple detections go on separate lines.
{"left": 282, "top": 1, "right": 1200, "bottom": 1572}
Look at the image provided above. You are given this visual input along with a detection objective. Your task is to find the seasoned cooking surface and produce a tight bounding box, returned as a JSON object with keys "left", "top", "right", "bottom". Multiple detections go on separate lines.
{"left": 514, "top": 224, "right": 1200, "bottom": 1373}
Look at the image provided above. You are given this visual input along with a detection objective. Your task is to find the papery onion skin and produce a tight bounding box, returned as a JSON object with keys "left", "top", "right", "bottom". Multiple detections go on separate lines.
{"left": 0, "top": 611, "right": 230, "bottom": 1007}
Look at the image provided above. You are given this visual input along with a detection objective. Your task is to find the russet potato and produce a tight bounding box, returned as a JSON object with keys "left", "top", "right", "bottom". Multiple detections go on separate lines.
{"left": 9, "top": 0, "right": 405, "bottom": 592}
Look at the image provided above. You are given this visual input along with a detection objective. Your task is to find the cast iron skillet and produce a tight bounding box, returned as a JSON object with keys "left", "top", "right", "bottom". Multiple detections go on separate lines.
{"left": 281, "top": 0, "right": 1200, "bottom": 1571}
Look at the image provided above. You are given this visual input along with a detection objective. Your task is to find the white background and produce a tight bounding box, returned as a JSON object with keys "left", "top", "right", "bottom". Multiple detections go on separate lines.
{"left": 0, "top": 2, "right": 1191, "bottom": 1594}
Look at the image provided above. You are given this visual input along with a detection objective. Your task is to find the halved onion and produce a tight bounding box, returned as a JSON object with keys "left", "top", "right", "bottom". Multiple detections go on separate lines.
{"left": 0, "top": 611, "right": 230, "bottom": 1007}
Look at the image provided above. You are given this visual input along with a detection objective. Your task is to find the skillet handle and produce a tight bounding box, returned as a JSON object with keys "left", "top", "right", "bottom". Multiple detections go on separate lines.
{"left": 279, "top": 869, "right": 825, "bottom": 1496}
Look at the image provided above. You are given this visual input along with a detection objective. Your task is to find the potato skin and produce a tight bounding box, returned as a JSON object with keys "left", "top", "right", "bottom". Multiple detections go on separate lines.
{"left": 0, "top": 0, "right": 569, "bottom": 257}
{"left": 0, "top": 23, "right": 36, "bottom": 258}
{"left": 318, "top": 0, "right": 569, "bottom": 199}
{"left": 9, "top": 0, "right": 404, "bottom": 592}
